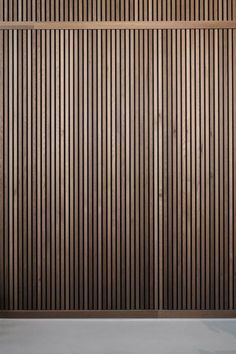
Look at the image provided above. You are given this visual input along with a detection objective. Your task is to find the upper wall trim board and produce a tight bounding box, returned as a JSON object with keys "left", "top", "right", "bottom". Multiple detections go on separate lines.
{"left": 0, "top": 20, "right": 236, "bottom": 30}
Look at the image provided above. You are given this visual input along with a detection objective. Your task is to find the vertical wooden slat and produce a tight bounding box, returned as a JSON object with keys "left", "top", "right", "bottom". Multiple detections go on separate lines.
{"left": 134, "top": 27, "right": 139, "bottom": 309}
{"left": 186, "top": 28, "right": 191, "bottom": 310}
{"left": 26, "top": 30, "right": 32, "bottom": 310}
{"left": 130, "top": 28, "right": 135, "bottom": 309}
{"left": 69, "top": 29, "right": 74, "bottom": 310}
{"left": 102, "top": 28, "right": 107, "bottom": 310}
{"left": 163, "top": 27, "right": 168, "bottom": 310}
{"left": 120, "top": 28, "right": 126, "bottom": 310}
{"left": 78, "top": 28, "right": 84, "bottom": 310}
{"left": 36, "top": 29, "right": 41, "bottom": 310}
{"left": 233, "top": 28, "right": 236, "bottom": 310}
{"left": 17, "top": 29, "right": 23, "bottom": 310}
{"left": 228, "top": 28, "right": 233, "bottom": 309}
{"left": 153, "top": 28, "right": 158, "bottom": 310}
{"left": 32, "top": 29, "right": 37, "bottom": 310}
{"left": 219, "top": 28, "right": 224, "bottom": 310}
{"left": 92, "top": 28, "right": 98, "bottom": 310}
{"left": 200, "top": 28, "right": 206, "bottom": 310}
{"left": 60, "top": 29, "right": 65, "bottom": 309}
{"left": 0, "top": 29, "right": 4, "bottom": 310}
{"left": 50, "top": 29, "right": 56, "bottom": 310}
{"left": 3, "top": 29, "right": 9, "bottom": 310}
{"left": 41, "top": 29, "right": 46, "bottom": 310}
{"left": 8, "top": 30, "right": 13, "bottom": 310}
{"left": 22, "top": 29, "right": 28, "bottom": 310}
{"left": 205, "top": 28, "right": 210, "bottom": 310}
{"left": 111, "top": 29, "right": 117, "bottom": 309}
{"left": 158, "top": 28, "right": 163, "bottom": 310}
{"left": 107, "top": 29, "right": 112, "bottom": 310}
{"left": 116, "top": 28, "right": 121, "bottom": 310}
{"left": 181, "top": 29, "right": 187, "bottom": 310}
{"left": 125, "top": 28, "right": 130, "bottom": 309}
{"left": 149, "top": 28, "right": 154, "bottom": 310}
{"left": 88, "top": 28, "right": 93, "bottom": 310}
{"left": 97, "top": 27, "right": 102, "bottom": 310}
{"left": 73, "top": 28, "right": 78, "bottom": 310}
{"left": 106, "top": 26, "right": 112, "bottom": 309}
{"left": 167, "top": 28, "right": 173, "bottom": 310}
{"left": 177, "top": 28, "right": 182, "bottom": 310}
{"left": 209, "top": 28, "right": 215, "bottom": 309}
{"left": 64, "top": 28, "right": 69, "bottom": 309}
{"left": 144, "top": 28, "right": 149, "bottom": 309}
{"left": 223, "top": 28, "right": 229, "bottom": 310}
{"left": 172, "top": 29, "right": 177, "bottom": 310}
{"left": 46, "top": 29, "right": 51, "bottom": 310}
{"left": 83, "top": 31, "right": 89, "bottom": 309}
{"left": 137, "top": 28, "right": 144, "bottom": 310}
{"left": 214, "top": 28, "right": 219, "bottom": 310}
{"left": 195, "top": 27, "right": 201, "bottom": 311}
{"left": 55, "top": 29, "right": 60, "bottom": 310}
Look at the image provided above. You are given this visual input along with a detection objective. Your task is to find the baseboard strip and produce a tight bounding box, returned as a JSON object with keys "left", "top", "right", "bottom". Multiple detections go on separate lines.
{"left": 1, "top": 310, "right": 236, "bottom": 319}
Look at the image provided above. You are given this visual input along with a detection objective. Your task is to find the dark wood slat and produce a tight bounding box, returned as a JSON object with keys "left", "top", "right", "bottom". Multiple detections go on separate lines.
{"left": 0, "top": 29, "right": 4, "bottom": 311}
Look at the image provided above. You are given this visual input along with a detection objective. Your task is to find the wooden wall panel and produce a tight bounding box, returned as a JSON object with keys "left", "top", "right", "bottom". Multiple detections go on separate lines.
{"left": 0, "top": 0, "right": 236, "bottom": 21}
{"left": 0, "top": 27, "right": 236, "bottom": 311}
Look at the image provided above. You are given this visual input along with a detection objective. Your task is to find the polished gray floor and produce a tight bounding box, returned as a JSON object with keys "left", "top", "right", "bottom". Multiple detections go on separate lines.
{"left": 0, "top": 319, "right": 236, "bottom": 354}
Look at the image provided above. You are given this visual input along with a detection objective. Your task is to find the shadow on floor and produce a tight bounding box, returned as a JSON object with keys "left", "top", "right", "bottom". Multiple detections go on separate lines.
{"left": 199, "top": 351, "right": 236, "bottom": 354}
{"left": 203, "top": 320, "right": 236, "bottom": 338}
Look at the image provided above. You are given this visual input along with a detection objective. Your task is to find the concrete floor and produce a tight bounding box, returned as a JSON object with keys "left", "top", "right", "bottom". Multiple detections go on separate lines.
{"left": 0, "top": 319, "right": 236, "bottom": 354}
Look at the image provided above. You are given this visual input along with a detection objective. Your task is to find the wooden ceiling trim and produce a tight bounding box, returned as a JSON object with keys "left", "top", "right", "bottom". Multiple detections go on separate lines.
{"left": 0, "top": 20, "right": 236, "bottom": 30}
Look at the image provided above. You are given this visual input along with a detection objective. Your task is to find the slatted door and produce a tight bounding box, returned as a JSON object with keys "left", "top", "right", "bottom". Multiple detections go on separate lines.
{"left": 0, "top": 0, "right": 236, "bottom": 317}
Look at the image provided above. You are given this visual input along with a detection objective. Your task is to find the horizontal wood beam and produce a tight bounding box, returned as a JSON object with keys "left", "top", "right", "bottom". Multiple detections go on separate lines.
{"left": 0, "top": 21, "right": 236, "bottom": 30}
{"left": 1, "top": 310, "right": 236, "bottom": 318}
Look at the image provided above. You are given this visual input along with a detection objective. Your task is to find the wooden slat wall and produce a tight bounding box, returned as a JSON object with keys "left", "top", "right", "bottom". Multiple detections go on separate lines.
{"left": 0, "top": 0, "right": 236, "bottom": 314}
{"left": 0, "top": 24, "right": 236, "bottom": 311}
{"left": 0, "top": 0, "right": 236, "bottom": 21}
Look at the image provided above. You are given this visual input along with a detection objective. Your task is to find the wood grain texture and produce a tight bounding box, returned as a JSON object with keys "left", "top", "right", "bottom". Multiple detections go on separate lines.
{"left": 0, "top": 27, "right": 235, "bottom": 311}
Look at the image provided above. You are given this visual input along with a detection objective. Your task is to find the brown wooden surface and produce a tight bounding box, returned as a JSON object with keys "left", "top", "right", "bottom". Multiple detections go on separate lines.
{"left": 0, "top": 0, "right": 236, "bottom": 316}
{"left": 0, "top": 27, "right": 235, "bottom": 312}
